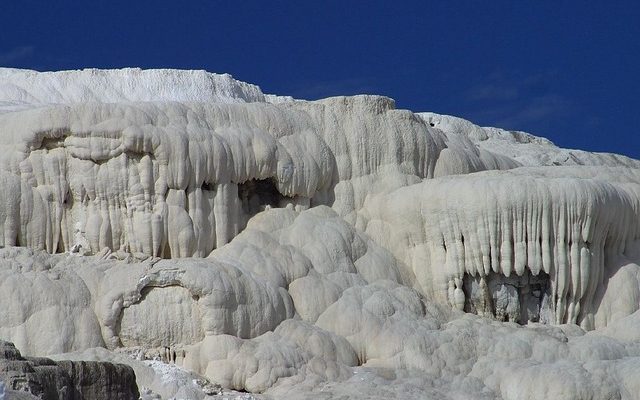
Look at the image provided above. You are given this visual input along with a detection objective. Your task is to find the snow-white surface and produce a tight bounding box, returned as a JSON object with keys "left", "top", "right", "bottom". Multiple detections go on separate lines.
{"left": 420, "top": 112, "right": 640, "bottom": 168}
{"left": 0, "top": 68, "right": 269, "bottom": 112}
{"left": 0, "top": 68, "right": 639, "bottom": 399}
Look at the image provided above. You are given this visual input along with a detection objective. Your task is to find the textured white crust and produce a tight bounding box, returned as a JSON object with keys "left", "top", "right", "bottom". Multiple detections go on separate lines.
{"left": 0, "top": 68, "right": 639, "bottom": 399}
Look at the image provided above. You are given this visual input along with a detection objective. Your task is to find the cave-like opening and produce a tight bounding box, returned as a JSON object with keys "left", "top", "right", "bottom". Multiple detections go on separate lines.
{"left": 462, "top": 270, "right": 553, "bottom": 325}
{"left": 237, "top": 178, "right": 290, "bottom": 219}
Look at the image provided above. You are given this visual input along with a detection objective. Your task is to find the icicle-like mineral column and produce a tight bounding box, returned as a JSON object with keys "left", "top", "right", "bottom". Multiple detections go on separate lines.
{"left": 360, "top": 167, "right": 640, "bottom": 329}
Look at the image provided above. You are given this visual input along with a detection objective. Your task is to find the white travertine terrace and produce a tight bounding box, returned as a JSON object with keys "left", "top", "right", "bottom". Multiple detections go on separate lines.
{"left": 0, "top": 68, "right": 268, "bottom": 111}
{"left": 360, "top": 166, "right": 640, "bottom": 330}
{"left": 0, "top": 68, "right": 639, "bottom": 399}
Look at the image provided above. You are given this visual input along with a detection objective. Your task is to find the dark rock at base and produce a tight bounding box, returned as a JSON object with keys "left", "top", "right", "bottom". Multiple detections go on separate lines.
{"left": 0, "top": 341, "right": 139, "bottom": 400}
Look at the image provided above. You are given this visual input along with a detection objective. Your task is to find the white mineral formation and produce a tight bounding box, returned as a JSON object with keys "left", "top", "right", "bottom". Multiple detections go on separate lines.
{"left": 0, "top": 68, "right": 639, "bottom": 400}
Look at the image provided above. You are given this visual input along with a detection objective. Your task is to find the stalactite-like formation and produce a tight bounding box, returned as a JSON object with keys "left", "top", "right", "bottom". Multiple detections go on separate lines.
{"left": 362, "top": 167, "right": 640, "bottom": 329}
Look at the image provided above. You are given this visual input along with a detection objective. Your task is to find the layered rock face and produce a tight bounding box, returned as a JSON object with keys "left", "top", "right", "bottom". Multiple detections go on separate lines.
{"left": 0, "top": 340, "right": 138, "bottom": 400}
{"left": 0, "top": 68, "right": 639, "bottom": 399}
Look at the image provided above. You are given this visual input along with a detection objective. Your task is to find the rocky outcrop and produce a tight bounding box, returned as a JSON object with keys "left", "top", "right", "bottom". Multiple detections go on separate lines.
{"left": 0, "top": 341, "right": 138, "bottom": 400}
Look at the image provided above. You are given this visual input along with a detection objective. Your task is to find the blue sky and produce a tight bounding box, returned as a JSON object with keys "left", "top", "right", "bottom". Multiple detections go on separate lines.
{"left": 1, "top": 1, "right": 638, "bottom": 159}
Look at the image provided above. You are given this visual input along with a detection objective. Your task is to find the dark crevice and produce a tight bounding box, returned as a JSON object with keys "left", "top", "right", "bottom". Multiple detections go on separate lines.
{"left": 39, "top": 136, "right": 66, "bottom": 150}
{"left": 462, "top": 270, "right": 553, "bottom": 325}
{"left": 238, "top": 178, "right": 292, "bottom": 219}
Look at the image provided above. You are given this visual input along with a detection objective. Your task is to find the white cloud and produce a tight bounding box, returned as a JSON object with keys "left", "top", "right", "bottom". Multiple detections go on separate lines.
{"left": 0, "top": 46, "right": 34, "bottom": 65}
